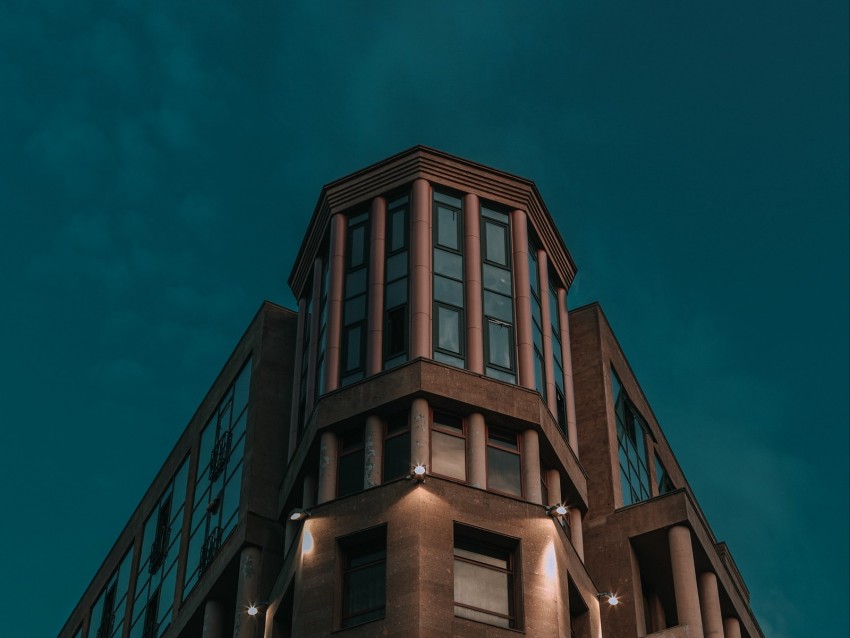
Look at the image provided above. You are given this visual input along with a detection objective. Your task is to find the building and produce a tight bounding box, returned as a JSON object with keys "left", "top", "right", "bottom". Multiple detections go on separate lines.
{"left": 59, "top": 147, "right": 763, "bottom": 638}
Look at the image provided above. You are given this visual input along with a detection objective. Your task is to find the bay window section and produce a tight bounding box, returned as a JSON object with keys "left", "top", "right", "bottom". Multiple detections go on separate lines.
{"left": 384, "top": 196, "right": 409, "bottom": 369}
{"left": 91, "top": 547, "right": 133, "bottom": 638}
{"left": 528, "top": 244, "right": 546, "bottom": 402}
{"left": 433, "top": 191, "right": 465, "bottom": 368}
{"left": 383, "top": 413, "right": 410, "bottom": 482}
{"left": 341, "top": 213, "right": 369, "bottom": 386}
{"left": 611, "top": 369, "right": 651, "bottom": 505}
{"left": 486, "top": 428, "right": 522, "bottom": 497}
{"left": 481, "top": 206, "right": 516, "bottom": 383}
{"left": 431, "top": 412, "right": 467, "bottom": 481}
{"left": 338, "top": 427, "right": 365, "bottom": 497}
{"left": 548, "top": 270, "right": 567, "bottom": 433}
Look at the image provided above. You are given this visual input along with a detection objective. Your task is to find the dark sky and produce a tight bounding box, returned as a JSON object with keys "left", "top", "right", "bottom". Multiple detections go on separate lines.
{"left": 1, "top": 2, "right": 846, "bottom": 637}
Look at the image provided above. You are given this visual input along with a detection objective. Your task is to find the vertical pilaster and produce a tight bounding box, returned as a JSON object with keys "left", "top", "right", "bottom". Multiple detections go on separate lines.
{"left": 467, "top": 412, "right": 486, "bottom": 488}
{"left": 288, "top": 296, "right": 307, "bottom": 461}
{"left": 522, "top": 429, "right": 542, "bottom": 504}
{"left": 233, "top": 546, "right": 262, "bottom": 638}
{"left": 511, "top": 210, "right": 534, "bottom": 389}
{"left": 410, "top": 397, "right": 430, "bottom": 469}
{"left": 325, "top": 214, "right": 346, "bottom": 392}
{"left": 546, "top": 469, "right": 562, "bottom": 506}
{"left": 699, "top": 572, "right": 725, "bottom": 638}
{"left": 317, "top": 431, "right": 339, "bottom": 504}
{"left": 669, "top": 525, "right": 704, "bottom": 637}
{"left": 364, "top": 415, "right": 384, "bottom": 488}
{"left": 723, "top": 617, "right": 742, "bottom": 638}
{"left": 411, "top": 179, "right": 432, "bottom": 359}
{"left": 464, "top": 193, "right": 484, "bottom": 373}
{"left": 557, "top": 288, "right": 578, "bottom": 455}
{"left": 538, "top": 250, "right": 557, "bottom": 413}
{"left": 570, "top": 509, "right": 584, "bottom": 560}
{"left": 202, "top": 599, "right": 224, "bottom": 638}
{"left": 367, "top": 197, "right": 387, "bottom": 375}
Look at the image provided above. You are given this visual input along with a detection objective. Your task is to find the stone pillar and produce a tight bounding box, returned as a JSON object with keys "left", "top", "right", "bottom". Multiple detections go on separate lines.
{"left": 699, "top": 572, "right": 724, "bottom": 638}
{"left": 511, "top": 210, "right": 534, "bottom": 389}
{"left": 557, "top": 288, "right": 578, "bottom": 455}
{"left": 410, "top": 179, "right": 432, "bottom": 359}
{"left": 538, "top": 250, "right": 557, "bottom": 414}
{"left": 288, "top": 297, "right": 307, "bottom": 461}
{"left": 233, "top": 546, "right": 262, "bottom": 638}
{"left": 317, "top": 431, "right": 339, "bottom": 504}
{"left": 723, "top": 617, "right": 742, "bottom": 638}
{"left": 202, "top": 599, "right": 224, "bottom": 638}
{"left": 410, "top": 397, "right": 430, "bottom": 469}
{"left": 464, "top": 193, "right": 484, "bottom": 374}
{"left": 546, "top": 469, "right": 562, "bottom": 506}
{"left": 364, "top": 415, "right": 384, "bottom": 488}
{"left": 522, "top": 429, "right": 542, "bottom": 504}
{"left": 325, "top": 214, "right": 347, "bottom": 392}
{"left": 669, "top": 525, "right": 704, "bottom": 637}
{"left": 367, "top": 197, "right": 387, "bottom": 375}
{"left": 467, "top": 412, "right": 486, "bottom": 488}
{"left": 569, "top": 508, "right": 584, "bottom": 561}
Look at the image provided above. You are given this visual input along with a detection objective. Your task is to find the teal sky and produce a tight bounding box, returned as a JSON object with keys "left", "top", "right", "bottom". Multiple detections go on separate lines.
{"left": 1, "top": 2, "right": 846, "bottom": 636}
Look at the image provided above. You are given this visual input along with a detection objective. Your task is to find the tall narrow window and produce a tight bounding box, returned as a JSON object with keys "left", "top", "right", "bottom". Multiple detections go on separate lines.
{"left": 297, "top": 290, "right": 312, "bottom": 434}
{"left": 481, "top": 205, "right": 516, "bottom": 383}
{"left": 548, "top": 270, "right": 567, "bottom": 433}
{"left": 341, "top": 213, "right": 370, "bottom": 386}
{"left": 315, "top": 256, "right": 330, "bottom": 397}
{"left": 611, "top": 369, "right": 651, "bottom": 505}
{"left": 433, "top": 191, "right": 465, "bottom": 368}
{"left": 340, "top": 527, "right": 387, "bottom": 628}
{"left": 486, "top": 428, "right": 522, "bottom": 497}
{"left": 91, "top": 547, "right": 133, "bottom": 638}
{"left": 453, "top": 525, "right": 519, "bottom": 629}
{"left": 384, "top": 195, "right": 409, "bottom": 369}
{"left": 655, "top": 454, "right": 675, "bottom": 495}
{"left": 383, "top": 413, "right": 410, "bottom": 482}
{"left": 338, "top": 427, "right": 365, "bottom": 497}
{"left": 431, "top": 412, "right": 467, "bottom": 481}
{"left": 528, "top": 242, "right": 546, "bottom": 402}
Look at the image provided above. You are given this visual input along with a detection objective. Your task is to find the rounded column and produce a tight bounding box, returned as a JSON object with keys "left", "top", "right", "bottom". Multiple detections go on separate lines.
{"left": 410, "top": 179, "right": 432, "bottom": 359}
{"left": 569, "top": 508, "right": 584, "bottom": 560}
{"left": 546, "top": 468, "right": 562, "bottom": 506}
{"left": 367, "top": 197, "right": 386, "bottom": 375}
{"left": 723, "top": 617, "right": 742, "bottom": 638}
{"left": 699, "top": 571, "right": 724, "bottom": 638}
{"left": 325, "top": 214, "right": 347, "bottom": 392}
{"left": 557, "top": 288, "right": 578, "bottom": 455}
{"left": 364, "top": 415, "right": 384, "bottom": 488}
{"left": 522, "top": 429, "right": 542, "bottom": 504}
{"left": 288, "top": 296, "right": 307, "bottom": 460}
{"left": 538, "top": 251, "right": 557, "bottom": 413}
{"left": 233, "top": 546, "right": 262, "bottom": 638}
{"left": 464, "top": 193, "right": 484, "bottom": 373}
{"left": 669, "top": 525, "right": 704, "bottom": 637}
{"left": 467, "top": 412, "right": 486, "bottom": 488}
{"left": 410, "top": 397, "right": 430, "bottom": 469}
{"left": 511, "top": 210, "right": 534, "bottom": 389}
{"left": 202, "top": 599, "right": 224, "bottom": 638}
{"left": 317, "top": 431, "right": 339, "bottom": 504}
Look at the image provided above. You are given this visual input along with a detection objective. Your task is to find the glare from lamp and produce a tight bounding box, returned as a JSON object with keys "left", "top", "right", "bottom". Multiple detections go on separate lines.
{"left": 547, "top": 504, "right": 569, "bottom": 517}
{"left": 411, "top": 464, "right": 426, "bottom": 481}
{"left": 247, "top": 604, "right": 259, "bottom": 616}
{"left": 597, "top": 592, "right": 620, "bottom": 606}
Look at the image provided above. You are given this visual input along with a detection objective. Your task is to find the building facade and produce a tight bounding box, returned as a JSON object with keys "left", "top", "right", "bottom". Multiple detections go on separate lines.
{"left": 59, "top": 147, "right": 763, "bottom": 638}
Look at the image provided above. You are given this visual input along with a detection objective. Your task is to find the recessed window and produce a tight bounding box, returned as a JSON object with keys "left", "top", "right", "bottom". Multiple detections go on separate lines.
{"left": 433, "top": 191, "right": 465, "bottom": 369}
{"left": 431, "top": 412, "right": 467, "bottom": 481}
{"left": 528, "top": 241, "right": 546, "bottom": 401}
{"left": 338, "top": 428, "right": 365, "bottom": 497}
{"left": 383, "top": 414, "right": 411, "bottom": 482}
{"left": 340, "top": 527, "right": 387, "bottom": 628}
{"left": 453, "top": 524, "right": 519, "bottom": 629}
{"left": 486, "top": 428, "right": 522, "bottom": 497}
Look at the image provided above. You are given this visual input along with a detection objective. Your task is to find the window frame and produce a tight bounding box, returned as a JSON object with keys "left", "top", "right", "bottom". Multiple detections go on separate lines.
{"left": 485, "top": 427, "right": 523, "bottom": 498}
{"left": 337, "top": 427, "right": 366, "bottom": 498}
{"left": 430, "top": 411, "right": 468, "bottom": 482}
{"left": 382, "top": 413, "right": 411, "bottom": 482}
{"left": 432, "top": 190, "right": 466, "bottom": 368}
{"left": 337, "top": 525, "right": 388, "bottom": 630}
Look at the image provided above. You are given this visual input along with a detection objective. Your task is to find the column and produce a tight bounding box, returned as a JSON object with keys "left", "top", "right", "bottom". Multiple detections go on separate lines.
{"left": 569, "top": 509, "right": 584, "bottom": 561}
{"left": 317, "top": 431, "right": 339, "bottom": 504}
{"left": 367, "top": 197, "right": 386, "bottom": 375}
{"left": 511, "top": 210, "right": 534, "bottom": 389}
{"left": 467, "top": 412, "right": 486, "bottom": 488}
{"left": 364, "top": 415, "right": 384, "bottom": 488}
{"left": 699, "top": 572, "right": 724, "bottom": 638}
{"left": 546, "top": 469, "right": 562, "bottom": 506}
{"left": 410, "top": 179, "right": 432, "bottom": 359}
{"left": 202, "top": 599, "right": 224, "bottom": 638}
{"left": 538, "top": 251, "right": 557, "bottom": 414}
{"left": 305, "top": 258, "right": 322, "bottom": 408}
{"left": 288, "top": 297, "right": 307, "bottom": 461}
{"left": 723, "top": 617, "right": 742, "bottom": 638}
{"left": 233, "top": 546, "right": 262, "bottom": 638}
{"left": 669, "top": 525, "right": 704, "bottom": 637}
{"left": 325, "top": 214, "right": 347, "bottom": 392}
{"left": 464, "top": 193, "right": 484, "bottom": 374}
{"left": 557, "top": 288, "right": 578, "bottom": 455}
{"left": 410, "top": 397, "right": 430, "bottom": 469}
{"left": 522, "top": 429, "right": 542, "bottom": 504}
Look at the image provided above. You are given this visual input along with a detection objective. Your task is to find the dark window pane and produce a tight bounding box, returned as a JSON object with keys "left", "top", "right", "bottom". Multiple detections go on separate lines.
{"left": 432, "top": 430, "right": 466, "bottom": 480}
{"left": 434, "top": 275, "right": 463, "bottom": 306}
{"left": 437, "top": 206, "right": 460, "bottom": 250}
{"left": 386, "top": 279, "right": 407, "bottom": 309}
{"left": 548, "top": 286, "right": 560, "bottom": 330}
{"left": 434, "top": 351, "right": 465, "bottom": 367}
{"left": 528, "top": 252, "right": 539, "bottom": 294}
{"left": 342, "top": 539, "right": 386, "bottom": 627}
{"left": 346, "top": 269, "right": 367, "bottom": 296}
{"left": 385, "top": 306, "right": 407, "bottom": 358}
{"left": 345, "top": 325, "right": 362, "bottom": 372}
{"left": 344, "top": 295, "right": 366, "bottom": 324}
{"left": 386, "top": 251, "right": 408, "bottom": 280}
{"left": 434, "top": 412, "right": 463, "bottom": 431}
{"left": 434, "top": 248, "right": 463, "bottom": 279}
{"left": 436, "top": 305, "right": 461, "bottom": 353}
{"left": 487, "top": 447, "right": 522, "bottom": 496}
{"left": 481, "top": 206, "right": 509, "bottom": 223}
{"left": 483, "top": 263, "right": 512, "bottom": 294}
{"left": 383, "top": 431, "right": 411, "bottom": 481}
{"left": 487, "top": 321, "right": 513, "bottom": 369}
{"left": 338, "top": 448, "right": 365, "bottom": 497}
{"left": 349, "top": 225, "right": 366, "bottom": 267}
{"left": 488, "top": 428, "right": 518, "bottom": 450}
{"left": 390, "top": 208, "right": 407, "bottom": 252}
{"left": 483, "top": 290, "right": 513, "bottom": 322}
{"left": 434, "top": 191, "right": 463, "bottom": 207}
{"left": 485, "top": 366, "right": 515, "bottom": 383}
{"left": 484, "top": 221, "right": 508, "bottom": 265}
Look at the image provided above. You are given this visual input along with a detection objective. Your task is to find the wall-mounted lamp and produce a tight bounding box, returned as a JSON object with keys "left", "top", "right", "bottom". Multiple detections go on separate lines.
{"left": 289, "top": 508, "right": 311, "bottom": 522}
{"left": 407, "top": 464, "right": 427, "bottom": 482}
{"left": 246, "top": 601, "right": 269, "bottom": 616}
{"left": 597, "top": 592, "right": 620, "bottom": 606}
{"left": 546, "top": 504, "right": 569, "bottom": 517}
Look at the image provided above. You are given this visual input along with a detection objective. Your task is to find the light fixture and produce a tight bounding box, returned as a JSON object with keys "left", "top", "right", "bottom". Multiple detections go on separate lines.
{"left": 289, "top": 508, "right": 311, "bottom": 522}
{"left": 546, "top": 504, "right": 569, "bottom": 517}
{"left": 597, "top": 592, "right": 620, "bottom": 606}
{"left": 408, "top": 464, "right": 427, "bottom": 482}
{"left": 246, "top": 601, "right": 268, "bottom": 616}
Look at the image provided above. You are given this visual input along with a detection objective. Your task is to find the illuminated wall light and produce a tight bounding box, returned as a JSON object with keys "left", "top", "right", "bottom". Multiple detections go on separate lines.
{"left": 408, "top": 464, "right": 426, "bottom": 482}
{"left": 546, "top": 504, "right": 569, "bottom": 517}
{"left": 597, "top": 592, "right": 620, "bottom": 606}
{"left": 289, "top": 508, "right": 311, "bottom": 521}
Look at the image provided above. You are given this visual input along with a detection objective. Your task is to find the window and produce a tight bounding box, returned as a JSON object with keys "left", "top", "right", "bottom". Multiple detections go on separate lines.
{"left": 528, "top": 241, "right": 546, "bottom": 402}
{"left": 481, "top": 205, "right": 516, "bottom": 383}
{"left": 611, "top": 369, "right": 652, "bottom": 505}
{"left": 549, "top": 269, "right": 568, "bottom": 434}
{"left": 91, "top": 547, "right": 133, "bottom": 638}
{"left": 341, "top": 212, "right": 369, "bottom": 386}
{"left": 454, "top": 525, "right": 519, "bottom": 629}
{"left": 433, "top": 190, "right": 465, "bottom": 368}
{"left": 338, "top": 427, "right": 365, "bottom": 497}
{"left": 384, "top": 195, "right": 409, "bottom": 369}
{"left": 340, "top": 527, "right": 387, "bottom": 628}
{"left": 383, "top": 413, "right": 410, "bottom": 482}
{"left": 655, "top": 454, "right": 675, "bottom": 495}
{"left": 431, "top": 412, "right": 467, "bottom": 481}
{"left": 486, "top": 428, "right": 522, "bottom": 497}
{"left": 315, "top": 256, "right": 330, "bottom": 397}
